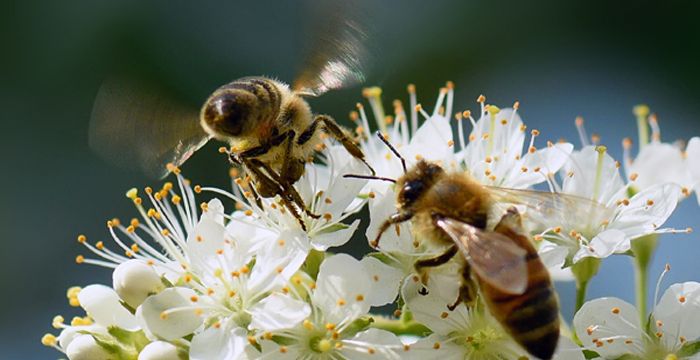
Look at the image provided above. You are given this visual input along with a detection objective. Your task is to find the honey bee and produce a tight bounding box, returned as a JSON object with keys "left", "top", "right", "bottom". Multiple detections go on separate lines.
{"left": 89, "top": 2, "right": 374, "bottom": 230}
{"left": 351, "top": 135, "right": 615, "bottom": 360}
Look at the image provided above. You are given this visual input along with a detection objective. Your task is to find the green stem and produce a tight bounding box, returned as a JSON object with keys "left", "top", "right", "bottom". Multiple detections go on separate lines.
{"left": 630, "top": 234, "right": 657, "bottom": 326}
{"left": 575, "top": 279, "right": 589, "bottom": 314}
{"left": 634, "top": 258, "right": 648, "bottom": 325}
{"left": 371, "top": 316, "right": 430, "bottom": 337}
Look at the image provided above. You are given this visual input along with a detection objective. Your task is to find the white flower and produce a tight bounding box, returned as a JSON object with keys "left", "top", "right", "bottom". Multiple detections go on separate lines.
{"left": 136, "top": 200, "right": 308, "bottom": 357}
{"left": 44, "top": 285, "right": 142, "bottom": 359}
{"left": 212, "top": 144, "right": 369, "bottom": 252}
{"left": 460, "top": 103, "right": 573, "bottom": 189}
{"left": 537, "top": 146, "right": 685, "bottom": 264}
{"left": 113, "top": 259, "right": 165, "bottom": 308}
{"left": 574, "top": 281, "right": 700, "bottom": 359}
{"left": 258, "top": 254, "right": 404, "bottom": 359}
{"left": 401, "top": 273, "right": 582, "bottom": 360}
{"left": 686, "top": 137, "right": 700, "bottom": 205}
{"left": 622, "top": 106, "right": 694, "bottom": 195}
{"left": 65, "top": 335, "right": 113, "bottom": 360}
{"left": 356, "top": 85, "right": 457, "bottom": 195}
{"left": 138, "top": 341, "right": 183, "bottom": 360}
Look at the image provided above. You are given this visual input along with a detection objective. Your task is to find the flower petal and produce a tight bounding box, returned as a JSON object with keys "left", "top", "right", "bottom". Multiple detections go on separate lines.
{"left": 630, "top": 142, "right": 692, "bottom": 190}
{"left": 248, "top": 293, "right": 311, "bottom": 331}
{"left": 573, "top": 297, "right": 642, "bottom": 358}
{"left": 341, "top": 328, "right": 403, "bottom": 359}
{"left": 403, "top": 334, "right": 466, "bottom": 360}
{"left": 311, "top": 219, "right": 360, "bottom": 250}
{"left": 190, "top": 324, "right": 248, "bottom": 360}
{"left": 608, "top": 183, "right": 681, "bottom": 238}
{"left": 78, "top": 284, "right": 139, "bottom": 330}
{"left": 573, "top": 229, "right": 626, "bottom": 262}
{"left": 366, "top": 188, "right": 413, "bottom": 253}
{"left": 653, "top": 281, "right": 700, "bottom": 351}
{"left": 401, "top": 273, "right": 463, "bottom": 335}
{"left": 138, "top": 341, "right": 181, "bottom": 360}
{"left": 136, "top": 287, "right": 203, "bottom": 341}
{"left": 360, "top": 256, "right": 404, "bottom": 306}
{"left": 312, "top": 254, "right": 371, "bottom": 325}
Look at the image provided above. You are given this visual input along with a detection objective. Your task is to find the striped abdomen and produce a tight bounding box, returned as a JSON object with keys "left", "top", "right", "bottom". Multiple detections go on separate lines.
{"left": 479, "top": 222, "right": 560, "bottom": 360}
{"left": 200, "top": 76, "right": 283, "bottom": 140}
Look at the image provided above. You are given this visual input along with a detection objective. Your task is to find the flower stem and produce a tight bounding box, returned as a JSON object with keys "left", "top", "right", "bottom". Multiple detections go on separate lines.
{"left": 575, "top": 279, "right": 588, "bottom": 313}
{"left": 631, "top": 234, "right": 658, "bottom": 325}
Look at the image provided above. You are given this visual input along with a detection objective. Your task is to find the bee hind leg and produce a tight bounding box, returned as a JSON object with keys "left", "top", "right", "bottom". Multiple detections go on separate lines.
{"left": 447, "top": 264, "right": 478, "bottom": 311}
{"left": 243, "top": 158, "right": 309, "bottom": 231}
{"left": 301, "top": 114, "right": 375, "bottom": 175}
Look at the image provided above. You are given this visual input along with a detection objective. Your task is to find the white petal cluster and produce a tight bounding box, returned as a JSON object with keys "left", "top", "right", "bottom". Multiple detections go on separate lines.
{"left": 43, "top": 84, "right": 700, "bottom": 360}
{"left": 574, "top": 281, "right": 700, "bottom": 359}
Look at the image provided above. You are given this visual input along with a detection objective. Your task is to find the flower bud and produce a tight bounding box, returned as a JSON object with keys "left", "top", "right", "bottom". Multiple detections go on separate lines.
{"left": 113, "top": 260, "right": 164, "bottom": 308}
{"left": 65, "top": 334, "right": 112, "bottom": 360}
{"left": 138, "top": 341, "right": 181, "bottom": 360}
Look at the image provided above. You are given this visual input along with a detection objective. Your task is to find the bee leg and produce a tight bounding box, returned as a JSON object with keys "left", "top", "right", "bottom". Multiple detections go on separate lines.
{"left": 249, "top": 157, "right": 320, "bottom": 220}
{"left": 373, "top": 211, "right": 413, "bottom": 248}
{"left": 242, "top": 158, "right": 308, "bottom": 231}
{"left": 300, "top": 114, "right": 375, "bottom": 175}
{"left": 447, "top": 265, "right": 478, "bottom": 311}
{"left": 414, "top": 245, "right": 458, "bottom": 295}
{"left": 278, "top": 131, "right": 321, "bottom": 219}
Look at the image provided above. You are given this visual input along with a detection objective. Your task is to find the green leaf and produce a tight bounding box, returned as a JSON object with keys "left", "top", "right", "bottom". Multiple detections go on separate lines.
{"left": 301, "top": 249, "right": 326, "bottom": 280}
{"left": 314, "top": 222, "right": 349, "bottom": 236}
{"left": 582, "top": 349, "right": 600, "bottom": 359}
{"left": 678, "top": 340, "right": 700, "bottom": 357}
{"left": 339, "top": 316, "right": 375, "bottom": 338}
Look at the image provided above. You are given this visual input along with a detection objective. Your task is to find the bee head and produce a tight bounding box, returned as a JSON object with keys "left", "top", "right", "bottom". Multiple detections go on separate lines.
{"left": 396, "top": 160, "right": 444, "bottom": 207}
{"left": 201, "top": 90, "right": 256, "bottom": 138}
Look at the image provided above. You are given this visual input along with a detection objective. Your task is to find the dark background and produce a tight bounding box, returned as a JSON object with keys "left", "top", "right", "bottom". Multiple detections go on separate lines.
{"left": 2, "top": 1, "right": 700, "bottom": 358}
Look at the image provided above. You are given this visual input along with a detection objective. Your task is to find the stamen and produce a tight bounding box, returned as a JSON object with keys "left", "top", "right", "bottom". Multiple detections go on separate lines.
{"left": 408, "top": 84, "right": 418, "bottom": 136}
{"left": 649, "top": 113, "right": 661, "bottom": 142}
{"left": 363, "top": 87, "right": 387, "bottom": 133}
{"left": 653, "top": 263, "right": 671, "bottom": 313}
{"left": 633, "top": 104, "right": 650, "bottom": 148}
{"left": 575, "top": 116, "right": 590, "bottom": 147}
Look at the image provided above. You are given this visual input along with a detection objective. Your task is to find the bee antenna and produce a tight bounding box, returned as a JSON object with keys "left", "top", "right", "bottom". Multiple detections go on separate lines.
{"left": 343, "top": 174, "right": 397, "bottom": 184}
{"left": 376, "top": 131, "right": 407, "bottom": 173}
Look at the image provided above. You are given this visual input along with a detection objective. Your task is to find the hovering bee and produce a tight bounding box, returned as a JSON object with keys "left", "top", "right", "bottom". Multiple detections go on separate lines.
{"left": 347, "top": 134, "right": 615, "bottom": 360}
{"left": 89, "top": 1, "right": 374, "bottom": 230}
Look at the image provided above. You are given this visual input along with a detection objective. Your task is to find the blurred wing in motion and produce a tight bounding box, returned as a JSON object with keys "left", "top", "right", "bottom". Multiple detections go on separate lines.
{"left": 292, "top": 0, "right": 370, "bottom": 96}
{"left": 436, "top": 217, "right": 528, "bottom": 295}
{"left": 485, "top": 187, "right": 616, "bottom": 233}
{"left": 89, "top": 78, "right": 211, "bottom": 179}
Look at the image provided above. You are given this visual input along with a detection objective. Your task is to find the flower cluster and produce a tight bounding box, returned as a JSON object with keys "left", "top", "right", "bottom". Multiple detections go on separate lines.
{"left": 44, "top": 84, "right": 700, "bottom": 360}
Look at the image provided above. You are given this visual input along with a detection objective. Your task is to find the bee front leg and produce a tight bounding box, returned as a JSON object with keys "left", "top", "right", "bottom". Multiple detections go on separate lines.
{"left": 373, "top": 211, "right": 413, "bottom": 248}
{"left": 300, "top": 114, "right": 375, "bottom": 175}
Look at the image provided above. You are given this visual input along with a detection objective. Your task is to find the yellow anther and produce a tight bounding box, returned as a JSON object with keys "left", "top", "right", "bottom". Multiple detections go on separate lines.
{"left": 130, "top": 244, "right": 139, "bottom": 253}
{"left": 487, "top": 105, "right": 501, "bottom": 115}
{"left": 325, "top": 323, "right": 336, "bottom": 331}
{"left": 612, "top": 307, "right": 621, "bottom": 314}
{"left": 77, "top": 234, "right": 87, "bottom": 243}
{"left": 75, "top": 255, "right": 85, "bottom": 264}
{"left": 161, "top": 229, "right": 170, "bottom": 236}
{"left": 126, "top": 188, "right": 138, "bottom": 200}
{"left": 477, "top": 95, "right": 486, "bottom": 103}
{"left": 41, "top": 334, "right": 57, "bottom": 347}
{"left": 407, "top": 84, "right": 416, "bottom": 94}
{"left": 633, "top": 104, "right": 650, "bottom": 118}
{"left": 52, "top": 315, "right": 64, "bottom": 328}
{"left": 171, "top": 195, "right": 182, "bottom": 204}
{"left": 303, "top": 320, "right": 314, "bottom": 330}
{"left": 240, "top": 265, "right": 250, "bottom": 274}
{"left": 356, "top": 294, "right": 365, "bottom": 302}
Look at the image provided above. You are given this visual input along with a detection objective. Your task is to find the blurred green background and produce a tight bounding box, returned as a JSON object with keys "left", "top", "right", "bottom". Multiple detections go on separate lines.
{"left": 3, "top": 0, "right": 700, "bottom": 358}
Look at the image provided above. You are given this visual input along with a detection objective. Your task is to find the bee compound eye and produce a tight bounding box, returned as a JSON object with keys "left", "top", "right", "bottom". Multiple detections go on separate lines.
{"left": 401, "top": 180, "right": 424, "bottom": 204}
{"left": 203, "top": 92, "right": 252, "bottom": 137}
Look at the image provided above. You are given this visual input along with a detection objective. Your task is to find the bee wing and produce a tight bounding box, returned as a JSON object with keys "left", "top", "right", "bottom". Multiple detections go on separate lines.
{"left": 436, "top": 217, "right": 528, "bottom": 295}
{"left": 89, "top": 78, "right": 212, "bottom": 179}
{"left": 485, "top": 187, "right": 617, "bottom": 233}
{"left": 292, "top": 0, "right": 370, "bottom": 97}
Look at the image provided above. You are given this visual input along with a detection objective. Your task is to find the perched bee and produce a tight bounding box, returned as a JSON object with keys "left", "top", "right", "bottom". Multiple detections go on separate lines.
{"left": 353, "top": 135, "right": 614, "bottom": 360}
{"left": 89, "top": 1, "right": 373, "bottom": 230}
